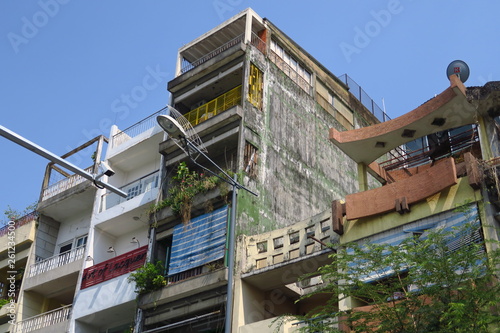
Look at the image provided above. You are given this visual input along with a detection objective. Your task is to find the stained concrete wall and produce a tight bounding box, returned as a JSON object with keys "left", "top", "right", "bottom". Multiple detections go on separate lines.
{"left": 34, "top": 216, "right": 60, "bottom": 261}
{"left": 237, "top": 47, "right": 365, "bottom": 235}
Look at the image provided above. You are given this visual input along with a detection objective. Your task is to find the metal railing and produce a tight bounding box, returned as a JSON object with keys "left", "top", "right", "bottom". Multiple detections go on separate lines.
{"left": 250, "top": 32, "right": 266, "bottom": 53}
{"left": 112, "top": 107, "right": 168, "bottom": 148}
{"left": 0, "top": 211, "right": 37, "bottom": 237}
{"left": 28, "top": 246, "right": 85, "bottom": 278}
{"left": 100, "top": 170, "right": 160, "bottom": 211}
{"left": 41, "top": 166, "right": 94, "bottom": 201}
{"left": 381, "top": 126, "right": 479, "bottom": 171}
{"left": 13, "top": 304, "right": 71, "bottom": 333}
{"left": 183, "top": 85, "right": 242, "bottom": 127}
{"left": 181, "top": 33, "right": 244, "bottom": 74}
{"left": 268, "top": 50, "right": 312, "bottom": 95}
{"left": 338, "top": 74, "right": 391, "bottom": 123}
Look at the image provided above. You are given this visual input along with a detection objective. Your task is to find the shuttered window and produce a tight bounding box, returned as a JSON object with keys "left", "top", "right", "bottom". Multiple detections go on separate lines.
{"left": 248, "top": 63, "right": 263, "bottom": 110}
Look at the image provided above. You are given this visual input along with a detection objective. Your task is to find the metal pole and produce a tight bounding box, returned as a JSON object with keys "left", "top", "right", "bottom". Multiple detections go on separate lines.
{"left": 224, "top": 177, "right": 237, "bottom": 333}
{"left": 0, "top": 125, "right": 127, "bottom": 198}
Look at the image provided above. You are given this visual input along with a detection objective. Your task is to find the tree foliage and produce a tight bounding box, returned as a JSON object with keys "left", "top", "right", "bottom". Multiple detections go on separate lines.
{"left": 290, "top": 217, "right": 500, "bottom": 332}
{"left": 1, "top": 201, "right": 37, "bottom": 226}
{"left": 127, "top": 261, "right": 166, "bottom": 294}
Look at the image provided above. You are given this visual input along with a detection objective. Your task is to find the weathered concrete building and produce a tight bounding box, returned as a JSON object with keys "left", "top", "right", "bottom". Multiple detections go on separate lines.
{"left": 140, "top": 8, "right": 384, "bottom": 332}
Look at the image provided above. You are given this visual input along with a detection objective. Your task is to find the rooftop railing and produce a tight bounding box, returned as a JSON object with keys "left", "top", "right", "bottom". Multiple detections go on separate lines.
{"left": 338, "top": 74, "right": 391, "bottom": 123}
{"left": 183, "top": 85, "right": 242, "bottom": 127}
{"left": 28, "top": 245, "right": 85, "bottom": 278}
{"left": 41, "top": 166, "right": 94, "bottom": 201}
{"left": 181, "top": 33, "right": 245, "bottom": 74}
{"left": 13, "top": 304, "right": 71, "bottom": 333}
{"left": 0, "top": 211, "right": 37, "bottom": 237}
{"left": 100, "top": 170, "right": 160, "bottom": 212}
{"left": 112, "top": 107, "right": 168, "bottom": 148}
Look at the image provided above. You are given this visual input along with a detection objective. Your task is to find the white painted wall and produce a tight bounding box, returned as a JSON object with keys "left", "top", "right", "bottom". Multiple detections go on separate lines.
{"left": 55, "top": 211, "right": 91, "bottom": 251}
{"left": 72, "top": 273, "right": 137, "bottom": 319}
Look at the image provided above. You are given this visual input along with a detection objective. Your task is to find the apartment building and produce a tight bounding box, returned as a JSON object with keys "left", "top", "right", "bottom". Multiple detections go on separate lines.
{"left": 7, "top": 7, "right": 391, "bottom": 333}
{"left": 137, "top": 8, "right": 384, "bottom": 333}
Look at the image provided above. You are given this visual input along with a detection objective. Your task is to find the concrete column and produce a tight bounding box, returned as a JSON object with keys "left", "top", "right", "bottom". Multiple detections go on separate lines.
{"left": 244, "top": 11, "right": 252, "bottom": 45}
{"left": 477, "top": 115, "right": 493, "bottom": 161}
{"left": 357, "top": 162, "right": 368, "bottom": 192}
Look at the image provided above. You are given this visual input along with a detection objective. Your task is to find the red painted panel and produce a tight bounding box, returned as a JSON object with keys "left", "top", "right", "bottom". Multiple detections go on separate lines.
{"left": 81, "top": 245, "right": 147, "bottom": 289}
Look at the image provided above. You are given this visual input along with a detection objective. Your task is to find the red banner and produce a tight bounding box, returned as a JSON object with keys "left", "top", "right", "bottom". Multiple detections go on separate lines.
{"left": 81, "top": 245, "right": 147, "bottom": 289}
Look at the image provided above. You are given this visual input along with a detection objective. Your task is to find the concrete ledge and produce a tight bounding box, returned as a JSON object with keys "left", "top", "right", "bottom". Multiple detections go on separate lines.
{"left": 139, "top": 268, "right": 228, "bottom": 310}
{"left": 345, "top": 158, "right": 457, "bottom": 220}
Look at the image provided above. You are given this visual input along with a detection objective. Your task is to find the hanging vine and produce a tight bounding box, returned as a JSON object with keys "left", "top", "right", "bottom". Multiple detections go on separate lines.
{"left": 151, "top": 162, "right": 224, "bottom": 224}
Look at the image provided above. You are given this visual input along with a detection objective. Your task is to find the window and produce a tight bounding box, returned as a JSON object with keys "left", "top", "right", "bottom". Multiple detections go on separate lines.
{"left": 270, "top": 39, "right": 312, "bottom": 93}
{"left": 59, "top": 234, "right": 88, "bottom": 254}
{"left": 244, "top": 141, "right": 258, "bottom": 178}
{"left": 76, "top": 235, "right": 88, "bottom": 248}
{"left": 248, "top": 63, "right": 263, "bottom": 110}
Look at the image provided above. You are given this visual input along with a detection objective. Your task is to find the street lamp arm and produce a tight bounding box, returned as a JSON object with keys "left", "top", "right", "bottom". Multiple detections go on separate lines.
{"left": 0, "top": 125, "right": 127, "bottom": 198}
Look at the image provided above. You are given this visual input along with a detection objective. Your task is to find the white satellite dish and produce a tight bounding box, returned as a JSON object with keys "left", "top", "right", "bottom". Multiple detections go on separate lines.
{"left": 157, "top": 105, "right": 207, "bottom": 158}
{"left": 446, "top": 60, "right": 470, "bottom": 83}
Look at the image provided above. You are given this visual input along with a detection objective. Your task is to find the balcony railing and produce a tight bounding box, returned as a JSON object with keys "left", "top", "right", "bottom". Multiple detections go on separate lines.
{"left": 181, "top": 33, "right": 244, "bottom": 74}
{"left": 13, "top": 304, "right": 71, "bottom": 333}
{"left": 250, "top": 32, "right": 266, "bottom": 53}
{"left": 112, "top": 107, "right": 168, "bottom": 148}
{"left": 243, "top": 211, "right": 334, "bottom": 273}
{"left": 380, "top": 126, "right": 479, "bottom": 172}
{"left": 0, "top": 211, "right": 37, "bottom": 237}
{"left": 28, "top": 246, "right": 85, "bottom": 278}
{"left": 184, "top": 85, "right": 242, "bottom": 127}
{"left": 338, "top": 74, "right": 391, "bottom": 123}
{"left": 100, "top": 170, "right": 159, "bottom": 212}
{"left": 41, "top": 166, "right": 94, "bottom": 201}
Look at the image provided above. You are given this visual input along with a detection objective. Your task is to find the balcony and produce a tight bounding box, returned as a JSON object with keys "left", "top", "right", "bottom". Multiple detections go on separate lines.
{"left": 240, "top": 210, "right": 336, "bottom": 289}
{"left": 0, "top": 212, "right": 37, "bottom": 260}
{"left": 28, "top": 246, "right": 85, "bottom": 278}
{"left": 38, "top": 136, "right": 107, "bottom": 221}
{"left": 100, "top": 170, "right": 160, "bottom": 212}
{"left": 73, "top": 247, "right": 147, "bottom": 327}
{"left": 23, "top": 246, "right": 85, "bottom": 301}
{"left": 184, "top": 85, "right": 242, "bottom": 127}
{"left": 111, "top": 107, "right": 167, "bottom": 149}
{"left": 80, "top": 246, "right": 147, "bottom": 289}
{"left": 181, "top": 34, "right": 244, "bottom": 74}
{"left": 13, "top": 304, "right": 71, "bottom": 333}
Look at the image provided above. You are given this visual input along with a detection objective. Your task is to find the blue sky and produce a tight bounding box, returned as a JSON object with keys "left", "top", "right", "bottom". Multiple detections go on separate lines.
{"left": 1, "top": 1, "right": 499, "bottom": 218}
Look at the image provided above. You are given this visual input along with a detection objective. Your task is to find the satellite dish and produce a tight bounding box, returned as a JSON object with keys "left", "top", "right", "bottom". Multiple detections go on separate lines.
{"left": 446, "top": 60, "right": 470, "bottom": 83}
{"left": 157, "top": 106, "right": 207, "bottom": 158}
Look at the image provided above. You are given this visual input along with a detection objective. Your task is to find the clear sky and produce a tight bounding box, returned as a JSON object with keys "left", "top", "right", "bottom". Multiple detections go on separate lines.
{"left": 1, "top": 1, "right": 499, "bottom": 219}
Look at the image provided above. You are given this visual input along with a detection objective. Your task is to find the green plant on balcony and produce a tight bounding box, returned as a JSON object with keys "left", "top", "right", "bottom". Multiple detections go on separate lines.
{"left": 151, "top": 162, "right": 226, "bottom": 224}
{"left": 0, "top": 298, "right": 10, "bottom": 308}
{"left": 128, "top": 261, "right": 166, "bottom": 294}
